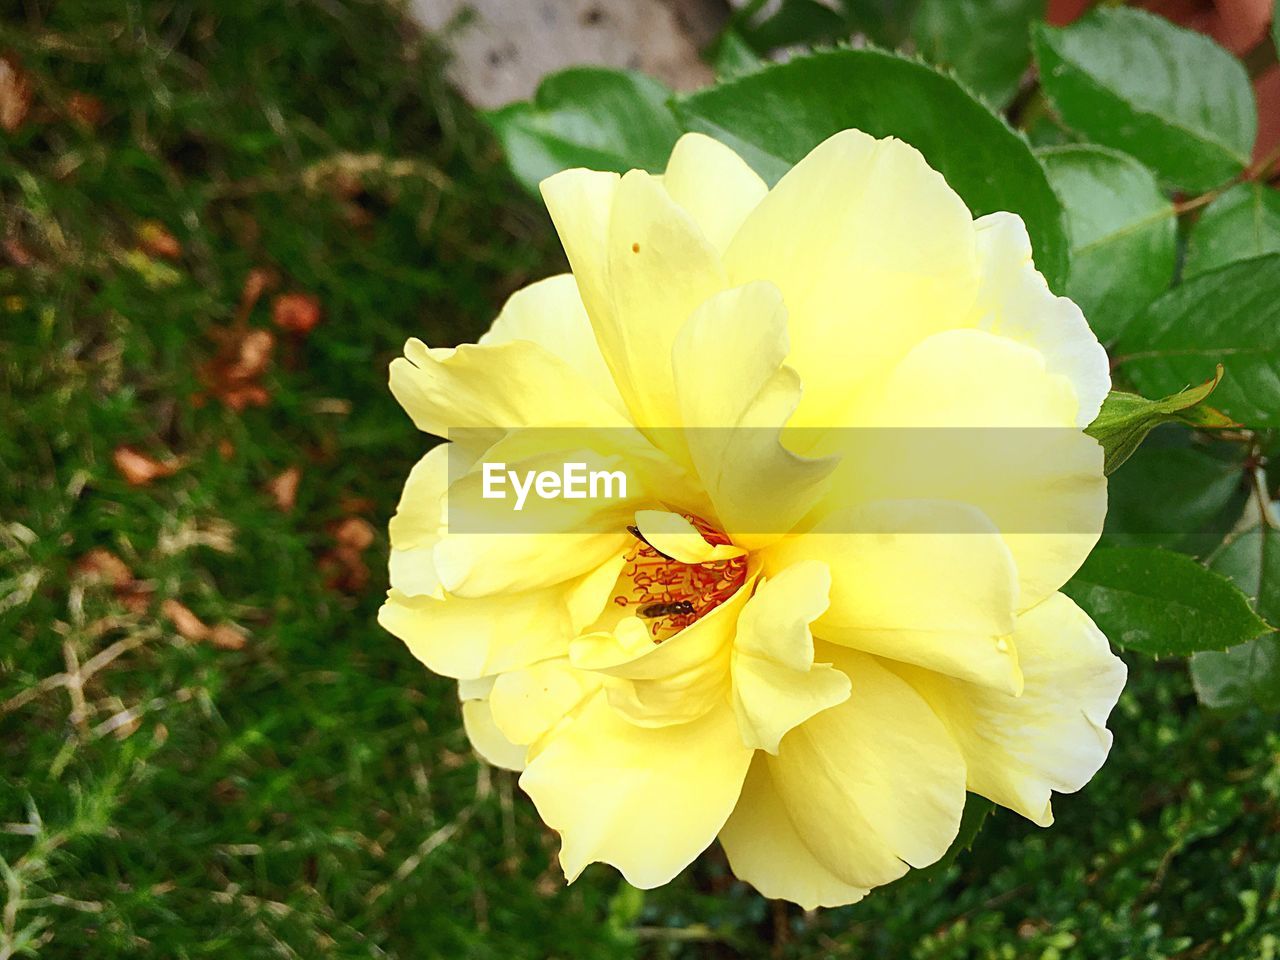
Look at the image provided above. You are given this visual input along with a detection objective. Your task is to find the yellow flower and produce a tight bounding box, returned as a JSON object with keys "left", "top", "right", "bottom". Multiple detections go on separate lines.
{"left": 379, "top": 129, "right": 1127, "bottom": 908}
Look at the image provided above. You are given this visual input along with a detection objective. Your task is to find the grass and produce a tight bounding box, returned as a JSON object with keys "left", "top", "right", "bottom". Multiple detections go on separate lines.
{"left": 1, "top": 1, "right": 1279, "bottom": 957}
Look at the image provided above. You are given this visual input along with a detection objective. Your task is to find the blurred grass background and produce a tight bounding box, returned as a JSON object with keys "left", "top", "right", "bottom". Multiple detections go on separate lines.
{"left": 1, "top": 2, "right": 1279, "bottom": 957}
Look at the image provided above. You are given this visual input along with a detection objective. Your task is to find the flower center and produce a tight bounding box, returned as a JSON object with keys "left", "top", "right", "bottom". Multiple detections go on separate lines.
{"left": 612, "top": 515, "right": 748, "bottom": 643}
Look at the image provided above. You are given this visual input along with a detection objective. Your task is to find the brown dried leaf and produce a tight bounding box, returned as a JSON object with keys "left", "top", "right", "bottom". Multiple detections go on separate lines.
{"left": 2, "top": 233, "right": 33, "bottom": 267}
{"left": 240, "top": 268, "right": 276, "bottom": 317}
{"left": 0, "top": 55, "right": 33, "bottom": 133}
{"left": 339, "top": 494, "right": 376, "bottom": 514}
{"left": 272, "top": 292, "right": 322, "bottom": 335}
{"left": 66, "top": 91, "right": 104, "bottom": 128}
{"left": 219, "top": 382, "right": 270, "bottom": 412}
{"left": 208, "top": 623, "right": 248, "bottom": 651}
{"left": 266, "top": 466, "right": 301, "bottom": 512}
{"left": 72, "top": 548, "right": 134, "bottom": 588}
{"left": 113, "top": 446, "right": 184, "bottom": 486}
{"left": 333, "top": 517, "right": 375, "bottom": 551}
{"left": 319, "top": 546, "right": 370, "bottom": 594}
{"left": 161, "top": 598, "right": 210, "bottom": 642}
{"left": 137, "top": 220, "right": 181, "bottom": 260}
{"left": 224, "top": 328, "right": 274, "bottom": 381}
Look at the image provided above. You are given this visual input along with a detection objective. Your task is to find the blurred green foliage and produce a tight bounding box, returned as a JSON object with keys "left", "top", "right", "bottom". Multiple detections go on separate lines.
{"left": 2, "top": 1, "right": 1280, "bottom": 959}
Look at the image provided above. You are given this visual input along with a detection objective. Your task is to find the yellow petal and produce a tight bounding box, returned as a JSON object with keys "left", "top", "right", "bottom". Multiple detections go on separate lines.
{"left": 765, "top": 499, "right": 1019, "bottom": 638}
{"left": 571, "top": 578, "right": 752, "bottom": 727}
{"left": 896, "top": 593, "right": 1126, "bottom": 827}
{"left": 434, "top": 430, "right": 646, "bottom": 596}
{"left": 387, "top": 444, "right": 449, "bottom": 598}
{"left": 389, "top": 337, "right": 628, "bottom": 440}
{"left": 731, "top": 561, "right": 851, "bottom": 753}
{"left": 719, "top": 756, "right": 869, "bottom": 909}
{"left": 434, "top": 531, "right": 627, "bottom": 600}
{"left": 634, "top": 510, "right": 746, "bottom": 563}
{"left": 378, "top": 587, "right": 572, "bottom": 680}
{"left": 480, "top": 273, "right": 628, "bottom": 418}
{"left": 601, "top": 653, "right": 732, "bottom": 728}
{"left": 838, "top": 328, "right": 1106, "bottom": 610}
{"left": 725, "top": 129, "right": 979, "bottom": 429}
{"left": 971, "top": 212, "right": 1110, "bottom": 428}
{"left": 545, "top": 166, "right": 729, "bottom": 434}
{"left": 519, "top": 695, "right": 753, "bottom": 887}
{"left": 767, "top": 646, "right": 966, "bottom": 887}
{"left": 461, "top": 696, "right": 527, "bottom": 772}
{"left": 662, "top": 133, "right": 768, "bottom": 255}
{"left": 604, "top": 171, "right": 729, "bottom": 430}
{"left": 671, "top": 281, "right": 835, "bottom": 546}
{"left": 539, "top": 167, "right": 618, "bottom": 334}
{"left": 489, "top": 658, "right": 601, "bottom": 750}
{"left": 854, "top": 328, "right": 1079, "bottom": 428}
{"left": 570, "top": 578, "right": 749, "bottom": 680}
{"left": 827, "top": 624, "right": 1022, "bottom": 696}
{"left": 565, "top": 553, "right": 628, "bottom": 634}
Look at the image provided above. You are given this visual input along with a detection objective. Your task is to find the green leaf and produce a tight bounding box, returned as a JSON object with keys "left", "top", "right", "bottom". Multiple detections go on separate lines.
{"left": 1063, "top": 546, "right": 1270, "bottom": 656}
{"left": 837, "top": 0, "right": 921, "bottom": 47}
{"left": 739, "top": 0, "right": 848, "bottom": 50}
{"left": 1115, "top": 254, "right": 1280, "bottom": 428}
{"left": 674, "top": 47, "right": 1070, "bottom": 290}
{"left": 485, "top": 68, "right": 681, "bottom": 196}
{"left": 1192, "top": 633, "right": 1280, "bottom": 710}
{"left": 1033, "top": 8, "right": 1256, "bottom": 192}
{"left": 1038, "top": 144, "right": 1176, "bottom": 341}
{"left": 1103, "top": 439, "right": 1246, "bottom": 553}
{"left": 1183, "top": 183, "right": 1280, "bottom": 279}
{"left": 913, "top": 794, "right": 994, "bottom": 884}
{"left": 911, "top": 0, "right": 1043, "bottom": 107}
{"left": 1191, "top": 496, "right": 1280, "bottom": 710}
{"left": 712, "top": 29, "right": 765, "bottom": 81}
{"left": 1085, "top": 366, "right": 1233, "bottom": 475}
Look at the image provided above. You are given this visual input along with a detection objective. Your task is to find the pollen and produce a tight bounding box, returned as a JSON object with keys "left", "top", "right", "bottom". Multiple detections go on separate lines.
{"left": 613, "top": 515, "right": 747, "bottom": 643}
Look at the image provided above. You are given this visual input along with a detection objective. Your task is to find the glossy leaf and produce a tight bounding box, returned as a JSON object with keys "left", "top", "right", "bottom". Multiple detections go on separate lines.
{"left": 675, "top": 47, "right": 1070, "bottom": 290}
{"left": 1063, "top": 547, "right": 1269, "bottom": 656}
{"left": 1085, "top": 366, "right": 1233, "bottom": 475}
{"left": 1115, "top": 255, "right": 1280, "bottom": 428}
{"left": 1191, "top": 496, "right": 1280, "bottom": 710}
{"left": 1103, "top": 439, "right": 1246, "bottom": 553}
{"left": 1039, "top": 144, "right": 1176, "bottom": 341}
{"left": 912, "top": 0, "right": 1043, "bottom": 107}
{"left": 1183, "top": 183, "right": 1280, "bottom": 279}
{"left": 1034, "top": 8, "right": 1256, "bottom": 191}
{"left": 485, "top": 68, "right": 681, "bottom": 196}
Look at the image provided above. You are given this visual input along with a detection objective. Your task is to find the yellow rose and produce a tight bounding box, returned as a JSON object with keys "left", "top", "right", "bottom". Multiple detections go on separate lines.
{"left": 379, "top": 129, "right": 1127, "bottom": 908}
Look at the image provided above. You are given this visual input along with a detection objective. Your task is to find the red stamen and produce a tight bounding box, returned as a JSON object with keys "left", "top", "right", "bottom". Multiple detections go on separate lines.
{"left": 613, "top": 515, "right": 747, "bottom": 642}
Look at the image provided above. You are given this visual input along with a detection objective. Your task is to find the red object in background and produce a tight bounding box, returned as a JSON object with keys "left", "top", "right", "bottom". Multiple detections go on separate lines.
{"left": 1047, "top": 0, "right": 1092, "bottom": 25}
{"left": 1045, "top": 0, "right": 1278, "bottom": 169}
{"left": 271, "top": 292, "right": 322, "bottom": 335}
{"left": 1254, "top": 66, "right": 1280, "bottom": 170}
{"left": 1049, "top": 0, "right": 1271, "bottom": 50}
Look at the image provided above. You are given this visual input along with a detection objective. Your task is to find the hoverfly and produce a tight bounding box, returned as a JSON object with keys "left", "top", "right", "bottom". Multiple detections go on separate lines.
{"left": 637, "top": 600, "right": 695, "bottom": 620}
